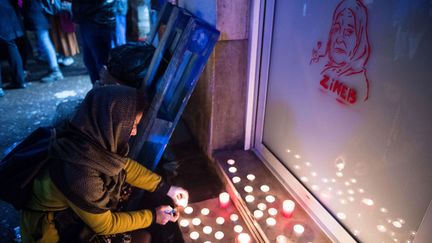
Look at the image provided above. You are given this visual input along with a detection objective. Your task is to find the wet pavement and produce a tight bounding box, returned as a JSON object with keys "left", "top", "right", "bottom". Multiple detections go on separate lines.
{"left": 0, "top": 55, "right": 91, "bottom": 242}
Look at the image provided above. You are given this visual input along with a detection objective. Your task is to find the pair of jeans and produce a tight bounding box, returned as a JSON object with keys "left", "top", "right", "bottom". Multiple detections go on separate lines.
{"left": 79, "top": 22, "right": 114, "bottom": 84}
{"left": 35, "top": 29, "right": 58, "bottom": 70}
{"left": 114, "top": 14, "right": 127, "bottom": 47}
{"left": 0, "top": 37, "right": 25, "bottom": 86}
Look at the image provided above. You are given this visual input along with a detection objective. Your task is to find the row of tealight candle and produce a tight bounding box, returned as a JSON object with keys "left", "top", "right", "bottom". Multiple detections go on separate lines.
{"left": 222, "top": 158, "right": 306, "bottom": 240}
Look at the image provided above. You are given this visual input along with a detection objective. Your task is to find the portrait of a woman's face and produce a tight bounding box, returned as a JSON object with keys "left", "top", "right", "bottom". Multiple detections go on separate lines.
{"left": 329, "top": 9, "right": 357, "bottom": 65}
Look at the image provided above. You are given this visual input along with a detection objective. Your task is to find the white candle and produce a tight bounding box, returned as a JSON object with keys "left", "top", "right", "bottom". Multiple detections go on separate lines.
{"left": 184, "top": 206, "right": 193, "bottom": 214}
{"left": 192, "top": 218, "right": 201, "bottom": 226}
{"left": 260, "top": 185, "right": 270, "bottom": 192}
{"left": 216, "top": 217, "right": 225, "bottom": 225}
{"left": 179, "top": 219, "right": 189, "bottom": 227}
{"left": 229, "top": 166, "right": 237, "bottom": 173}
{"left": 246, "top": 174, "right": 255, "bottom": 181}
{"left": 201, "top": 208, "right": 210, "bottom": 216}
{"left": 282, "top": 200, "right": 295, "bottom": 218}
{"left": 245, "top": 195, "right": 255, "bottom": 203}
{"left": 190, "top": 231, "right": 199, "bottom": 240}
{"left": 268, "top": 208, "right": 278, "bottom": 216}
{"left": 219, "top": 192, "right": 230, "bottom": 208}
{"left": 244, "top": 186, "right": 253, "bottom": 193}
{"left": 266, "top": 217, "right": 276, "bottom": 226}
{"left": 227, "top": 159, "right": 235, "bottom": 165}
{"left": 293, "top": 224, "right": 305, "bottom": 236}
{"left": 214, "top": 231, "right": 224, "bottom": 240}
{"left": 254, "top": 210, "right": 264, "bottom": 219}
{"left": 236, "top": 233, "right": 252, "bottom": 243}
{"left": 203, "top": 226, "right": 212, "bottom": 234}
{"left": 276, "top": 235, "right": 288, "bottom": 243}
{"left": 257, "top": 203, "right": 267, "bottom": 211}
{"left": 232, "top": 176, "right": 241, "bottom": 183}
{"left": 265, "top": 195, "right": 276, "bottom": 203}
{"left": 230, "top": 213, "right": 239, "bottom": 222}
{"left": 234, "top": 225, "right": 243, "bottom": 233}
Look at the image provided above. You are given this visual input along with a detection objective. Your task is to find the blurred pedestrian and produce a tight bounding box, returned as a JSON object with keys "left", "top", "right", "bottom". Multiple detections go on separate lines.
{"left": 22, "top": 0, "right": 64, "bottom": 83}
{"left": 72, "top": 0, "right": 116, "bottom": 84}
{"left": 114, "top": 0, "right": 129, "bottom": 47}
{"left": 0, "top": 0, "right": 27, "bottom": 97}
{"left": 50, "top": 0, "right": 79, "bottom": 67}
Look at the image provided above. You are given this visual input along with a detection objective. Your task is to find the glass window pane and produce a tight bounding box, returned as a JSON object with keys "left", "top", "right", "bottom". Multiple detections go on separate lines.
{"left": 261, "top": 0, "right": 432, "bottom": 242}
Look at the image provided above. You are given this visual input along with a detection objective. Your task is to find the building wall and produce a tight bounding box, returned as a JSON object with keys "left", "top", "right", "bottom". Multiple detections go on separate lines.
{"left": 181, "top": 0, "right": 250, "bottom": 155}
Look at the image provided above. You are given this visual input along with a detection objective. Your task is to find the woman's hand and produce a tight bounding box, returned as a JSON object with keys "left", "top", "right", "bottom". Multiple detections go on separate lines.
{"left": 167, "top": 186, "right": 189, "bottom": 207}
{"left": 155, "top": 205, "right": 179, "bottom": 225}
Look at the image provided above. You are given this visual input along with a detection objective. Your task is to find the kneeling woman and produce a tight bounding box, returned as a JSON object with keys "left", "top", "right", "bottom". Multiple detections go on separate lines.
{"left": 20, "top": 86, "right": 188, "bottom": 242}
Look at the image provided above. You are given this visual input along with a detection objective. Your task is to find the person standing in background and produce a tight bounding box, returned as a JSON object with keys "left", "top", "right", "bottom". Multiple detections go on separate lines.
{"left": 114, "top": 0, "right": 129, "bottom": 47}
{"left": 22, "top": 0, "right": 64, "bottom": 83}
{"left": 0, "top": 0, "right": 27, "bottom": 97}
{"left": 72, "top": 0, "right": 116, "bottom": 85}
{"left": 50, "top": 0, "right": 79, "bottom": 67}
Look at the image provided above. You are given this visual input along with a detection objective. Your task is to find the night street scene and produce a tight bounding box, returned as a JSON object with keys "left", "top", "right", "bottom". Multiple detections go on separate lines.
{"left": 1, "top": 0, "right": 432, "bottom": 243}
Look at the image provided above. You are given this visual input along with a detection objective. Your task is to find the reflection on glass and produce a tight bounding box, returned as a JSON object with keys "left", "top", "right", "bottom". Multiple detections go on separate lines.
{"left": 377, "top": 225, "right": 386, "bottom": 232}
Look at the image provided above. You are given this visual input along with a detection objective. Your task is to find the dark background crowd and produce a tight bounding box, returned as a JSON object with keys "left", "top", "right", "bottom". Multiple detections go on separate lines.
{"left": 0, "top": 0, "right": 168, "bottom": 97}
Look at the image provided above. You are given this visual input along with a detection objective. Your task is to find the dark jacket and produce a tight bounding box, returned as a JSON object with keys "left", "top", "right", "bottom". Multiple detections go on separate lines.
{"left": 22, "top": 0, "right": 50, "bottom": 31}
{"left": 0, "top": 0, "right": 24, "bottom": 41}
{"left": 72, "top": 0, "right": 116, "bottom": 26}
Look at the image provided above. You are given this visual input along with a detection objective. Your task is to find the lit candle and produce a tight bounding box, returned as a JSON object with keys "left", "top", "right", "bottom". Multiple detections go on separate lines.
{"left": 246, "top": 174, "right": 255, "bottom": 181}
{"left": 179, "top": 219, "right": 189, "bottom": 227}
{"left": 234, "top": 225, "right": 243, "bottom": 233}
{"left": 236, "top": 233, "right": 252, "bottom": 243}
{"left": 282, "top": 200, "right": 295, "bottom": 218}
{"left": 254, "top": 210, "right": 264, "bottom": 219}
{"left": 192, "top": 218, "right": 201, "bottom": 226}
{"left": 293, "top": 224, "right": 304, "bottom": 236}
{"left": 229, "top": 166, "right": 237, "bottom": 173}
{"left": 214, "top": 231, "right": 224, "bottom": 240}
{"left": 216, "top": 217, "right": 225, "bottom": 225}
{"left": 268, "top": 208, "right": 278, "bottom": 216}
{"left": 232, "top": 176, "right": 241, "bottom": 183}
{"left": 184, "top": 206, "right": 193, "bottom": 215}
{"left": 203, "top": 226, "right": 212, "bottom": 234}
{"left": 265, "top": 195, "right": 276, "bottom": 203}
{"left": 245, "top": 195, "right": 255, "bottom": 203}
{"left": 276, "top": 235, "right": 288, "bottom": 243}
{"left": 230, "top": 214, "right": 239, "bottom": 222}
{"left": 266, "top": 217, "right": 276, "bottom": 226}
{"left": 190, "top": 231, "right": 199, "bottom": 240}
{"left": 244, "top": 186, "right": 253, "bottom": 193}
{"left": 219, "top": 192, "right": 230, "bottom": 208}
{"left": 257, "top": 203, "right": 267, "bottom": 211}
{"left": 227, "top": 159, "right": 235, "bottom": 165}
{"left": 260, "top": 185, "right": 270, "bottom": 192}
{"left": 201, "top": 208, "right": 210, "bottom": 216}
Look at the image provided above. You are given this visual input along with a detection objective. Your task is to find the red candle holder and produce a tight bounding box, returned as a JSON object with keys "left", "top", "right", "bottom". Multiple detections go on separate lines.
{"left": 219, "top": 192, "right": 230, "bottom": 208}
{"left": 282, "top": 200, "right": 295, "bottom": 218}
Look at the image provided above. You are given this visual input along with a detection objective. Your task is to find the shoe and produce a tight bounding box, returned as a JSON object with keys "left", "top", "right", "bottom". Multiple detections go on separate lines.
{"left": 59, "top": 56, "right": 74, "bottom": 66}
{"left": 23, "top": 70, "right": 31, "bottom": 82}
{"left": 0, "top": 88, "right": 4, "bottom": 97}
{"left": 3, "top": 82, "right": 27, "bottom": 89}
{"left": 41, "top": 70, "right": 64, "bottom": 83}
